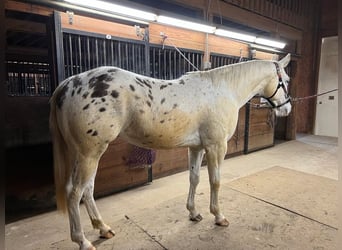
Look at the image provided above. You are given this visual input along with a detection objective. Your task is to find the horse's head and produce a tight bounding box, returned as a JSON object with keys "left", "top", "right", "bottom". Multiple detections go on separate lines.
{"left": 262, "top": 54, "right": 292, "bottom": 117}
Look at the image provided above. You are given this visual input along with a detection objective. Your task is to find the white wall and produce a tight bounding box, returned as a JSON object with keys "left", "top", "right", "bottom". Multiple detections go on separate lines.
{"left": 314, "top": 36, "right": 338, "bottom": 137}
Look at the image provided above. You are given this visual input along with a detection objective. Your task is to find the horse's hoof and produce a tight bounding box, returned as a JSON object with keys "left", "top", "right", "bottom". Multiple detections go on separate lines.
{"left": 190, "top": 214, "right": 203, "bottom": 222}
{"left": 215, "top": 218, "right": 229, "bottom": 227}
{"left": 80, "top": 244, "right": 96, "bottom": 250}
{"left": 100, "top": 229, "right": 115, "bottom": 239}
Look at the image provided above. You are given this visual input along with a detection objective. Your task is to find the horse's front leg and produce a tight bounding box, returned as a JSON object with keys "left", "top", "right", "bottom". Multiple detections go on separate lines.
{"left": 205, "top": 142, "right": 229, "bottom": 226}
{"left": 186, "top": 147, "right": 205, "bottom": 221}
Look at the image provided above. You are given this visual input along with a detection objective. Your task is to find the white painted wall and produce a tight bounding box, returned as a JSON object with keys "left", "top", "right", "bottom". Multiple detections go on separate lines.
{"left": 314, "top": 36, "right": 338, "bottom": 137}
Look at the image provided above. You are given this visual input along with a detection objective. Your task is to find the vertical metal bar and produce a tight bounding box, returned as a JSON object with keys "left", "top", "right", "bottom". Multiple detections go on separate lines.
{"left": 103, "top": 39, "right": 106, "bottom": 66}
{"left": 168, "top": 49, "right": 172, "bottom": 79}
{"left": 132, "top": 44, "right": 136, "bottom": 72}
{"left": 77, "top": 35, "right": 82, "bottom": 73}
{"left": 244, "top": 102, "right": 250, "bottom": 154}
{"left": 173, "top": 50, "right": 177, "bottom": 78}
{"left": 52, "top": 11, "right": 65, "bottom": 85}
{"left": 68, "top": 34, "right": 74, "bottom": 76}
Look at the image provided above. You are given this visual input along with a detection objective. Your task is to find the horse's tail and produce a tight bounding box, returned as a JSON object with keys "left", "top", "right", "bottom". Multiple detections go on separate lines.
{"left": 49, "top": 85, "right": 69, "bottom": 214}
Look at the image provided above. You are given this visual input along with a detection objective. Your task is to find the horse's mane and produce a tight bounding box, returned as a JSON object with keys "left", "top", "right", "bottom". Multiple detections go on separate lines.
{"left": 184, "top": 60, "right": 274, "bottom": 88}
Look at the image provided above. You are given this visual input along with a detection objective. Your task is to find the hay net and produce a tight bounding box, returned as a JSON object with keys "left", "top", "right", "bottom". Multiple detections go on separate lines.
{"left": 126, "top": 145, "right": 156, "bottom": 168}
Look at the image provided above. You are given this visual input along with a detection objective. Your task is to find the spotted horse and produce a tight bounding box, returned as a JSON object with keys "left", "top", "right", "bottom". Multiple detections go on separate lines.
{"left": 50, "top": 54, "right": 292, "bottom": 250}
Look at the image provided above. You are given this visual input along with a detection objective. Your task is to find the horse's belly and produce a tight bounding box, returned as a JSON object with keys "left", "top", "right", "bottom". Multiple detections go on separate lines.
{"left": 120, "top": 119, "right": 200, "bottom": 149}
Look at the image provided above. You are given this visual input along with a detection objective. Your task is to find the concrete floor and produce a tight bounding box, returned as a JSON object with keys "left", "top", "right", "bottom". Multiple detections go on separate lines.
{"left": 5, "top": 134, "right": 338, "bottom": 250}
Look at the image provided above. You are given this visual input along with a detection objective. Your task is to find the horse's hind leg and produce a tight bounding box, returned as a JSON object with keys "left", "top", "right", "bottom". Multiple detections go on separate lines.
{"left": 67, "top": 152, "right": 107, "bottom": 250}
{"left": 186, "top": 147, "right": 205, "bottom": 222}
{"left": 82, "top": 176, "right": 115, "bottom": 239}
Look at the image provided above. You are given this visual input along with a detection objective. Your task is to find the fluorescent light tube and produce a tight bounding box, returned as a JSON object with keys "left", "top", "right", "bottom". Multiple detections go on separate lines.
{"left": 255, "top": 37, "right": 286, "bottom": 49}
{"left": 64, "top": 0, "right": 157, "bottom": 22}
{"left": 215, "top": 28, "right": 256, "bottom": 43}
{"left": 157, "top": 15, "right": 216, "bottom": 33}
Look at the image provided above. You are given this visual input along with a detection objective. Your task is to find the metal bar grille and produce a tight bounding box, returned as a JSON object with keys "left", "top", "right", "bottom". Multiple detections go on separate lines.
{"left": 149, "top": 46, "right": 203, "bottom": 80}
{"left": 6, "top": 61, "right": 51, "bottom": 96}
{"left": 210, "top": 54, "right": 249, "bottom": 68}
{"left": 62, "top": 32, "right": 147, "bottom": 78}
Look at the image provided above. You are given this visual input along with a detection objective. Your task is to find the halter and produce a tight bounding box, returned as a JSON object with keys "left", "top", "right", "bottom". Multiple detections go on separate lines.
{"left": 262, "top": 62, "right": 291, "bottom": 109}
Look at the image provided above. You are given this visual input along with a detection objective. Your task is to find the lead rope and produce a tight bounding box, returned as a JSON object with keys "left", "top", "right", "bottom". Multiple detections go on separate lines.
{"left": 161, "top": 33, "right": 200, "bottom": 71}
{"left": 249, "top": 88, "right": 338, "bottom": 109}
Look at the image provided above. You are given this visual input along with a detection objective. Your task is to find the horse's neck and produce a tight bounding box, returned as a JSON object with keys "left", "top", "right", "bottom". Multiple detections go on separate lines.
{"left": 210, "top": 61, "right": 273, "bottom": 108}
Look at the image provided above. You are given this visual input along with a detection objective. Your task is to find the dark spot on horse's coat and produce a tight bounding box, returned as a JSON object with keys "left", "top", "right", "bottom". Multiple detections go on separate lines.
{"left": 168, "top": 83, "right": 173, "bottom": 85}
{"left": 148, "top": 89, "right": 152, "bottom": 95}
{"left": 143, "top": 80, "right": 152, "bottom": 88}
{"left": 164, "top": 111, "right": 169, "bottom": 115}
{"left": 160, "top": 85, "right": 167, "bottom": 90}
{"left": 91, "top": 99, "right": 95, "bottom": 103}
{"left": 73, "top": 76, "right": 82, "bottom": 88}
{"left": 97, "top": 74, "right": 113, "bottom": 83}
{"left": 56, "top": 84, "right": 69, "bottom": 108}
{"left": 99, "top": 107, "right": 106, "bottom": 112}
{"left": 129, "top": 85, "right": 135, "bottom": 91}
{"left": 161, "top": 98, "right": 166, "bottom": 104}
{"left": 101, "top": 97, "right": 106, "bottom": 102}
{"left": 179, "top": 79, "right": 185, "bottom": 85}
{"left": 159, "top": 135, "right": 163, "bottom": 137}
{"left": 135, "top": 78, "right": 144, "bottom": 87}
{"left": 148, "top": 94, "right": 153, "bottom": 101}
{"left": 110, "top": 124, "right": 114, "bottom": 127}
{"left": 139, "top": 109, "right": 145, "bottom": 114}
{"left": 135, "top": 95, "right": 141, "bottom": 100}
{"left": 160, "top": 120, "right": 165, "bottom": 123}
{"left": 83, "top": 104, "right": 90, "bottom": 110}
{"left": 105, "top": 140, "right": 110, "bottom": 143}
{"left": 146, "top": 101, "right": 151, "bottom": 107}
{"left": 91, "top": 130, "right": 98, "bottom": 136}
{"left": 173, "top": 104, "right": 178, "bottom": 109}
{"left": 144, "top": 134, "right": 150, "bottom": 138}
{"left": 111, "top": 90, "right": 119, "bottom": 98}
{"left": 76, "top": 87, "right": 82, "bottom": 95}
{"left": 87, "top": 129, "right": 93, "bottom": 134}
{"left": 91, "top": 82, "right": 110, "bottom": 98}
{"left": 82, "top": 91, "right": 89, "bottom": 99}
{"left": 107, "top": 68, "right": 117, "bottom": 73}
{"left": 71, "top": 90, "right": 75, "bottom": 96}
{"left": 135, "top": 78, "right": 151, "bottom": 88}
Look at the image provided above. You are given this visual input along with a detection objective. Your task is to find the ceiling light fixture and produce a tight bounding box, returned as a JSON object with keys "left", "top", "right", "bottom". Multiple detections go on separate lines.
{"left": 64, "top": 0, "right": 157, "bottom": 22}
{"left": 157, "top": 15, "right": 216, "bottom": 34}
{"left": 255, "top": 37, "right": 286, "bottom": 49}
{"left": 215, "top": 28, "right": 256, "bottom": 43}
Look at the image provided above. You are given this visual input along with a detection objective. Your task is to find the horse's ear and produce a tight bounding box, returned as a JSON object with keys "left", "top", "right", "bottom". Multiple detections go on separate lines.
{"left": 279, "top": 53, "right": 291, "bottom": 68}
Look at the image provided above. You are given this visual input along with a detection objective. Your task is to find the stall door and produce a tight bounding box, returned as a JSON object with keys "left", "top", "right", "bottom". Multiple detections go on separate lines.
{"left": 314, "top": 36, "right": 338, "bottom": 137}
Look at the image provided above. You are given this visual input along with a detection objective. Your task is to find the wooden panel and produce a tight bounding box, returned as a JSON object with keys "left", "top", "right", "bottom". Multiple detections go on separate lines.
{"left": 96, "top": 138, "right": 148, "bottom": 196}
{"left": 226, "top": 106, "right": 246, "bottom": 156}
{"left": 254, "top": 51, "right": 278, "bottom": 60}
{"left": 152, "top": 147, "right": 189, "bottom": 179}
{"left": 208, "top": 35, "right": 249, "bottom": 58}
{"left": 149, "top": 23, "right": 205, "bottom": 51}
{"left": 247, "top": 100, "right": 274, "bottom": 151}
{"left": 5, "top": 0, "right": 53, "bottom": 16}
{"left": 60, "top": 12, "right": 144, "bottom": 41}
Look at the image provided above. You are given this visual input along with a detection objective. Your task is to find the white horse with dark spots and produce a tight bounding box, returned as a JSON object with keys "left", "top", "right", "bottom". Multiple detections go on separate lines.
{"left": 50, "top": 54, "right": 292, "bottom": 250}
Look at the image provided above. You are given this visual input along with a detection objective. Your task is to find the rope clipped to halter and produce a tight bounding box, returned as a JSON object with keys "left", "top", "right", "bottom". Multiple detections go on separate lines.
{"left": 249, "top": 62, "right": 338, "bottom": 109}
